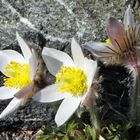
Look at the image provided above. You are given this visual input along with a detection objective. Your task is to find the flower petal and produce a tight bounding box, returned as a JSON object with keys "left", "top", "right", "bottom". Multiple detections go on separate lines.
{"left": 55, "top": 96, "right": 81, "bottom": 126}
{"left": 14, "top": 81, "right": 35, "bottom": 99}
{"left": 107, "top": 17, "right": 128, "bottom": 53}
{"left": 0, "top": 87, "right": 18, "bottom": 100}
{"left": 124, "top": 6, "right": 135, "bottom": 30}
{"left": 0, "top": 50, "right": 25, "bottom": 75}
{"left": 81, "top": 59, "right": 97, "bottom": 108}
{"left": 84, "top": 58, "right": 97, "bottom": 88}
{"left": 136, "top": 48, "right": 140, "bottom": 67}
{"left": 135, "top": 22, "right": 140, "bottom": 40}
{"left": 0, "top": 97, "right": 26, "bottom": 119}
{"left": 33, "top": 84, "right": 70, "bottom": 103}
{"left": 29, "top": 49, "right": 38, "bottom": 80}
{"left": 71, "top": 38, "right": 85, "bottom": 69}
{"left": 124, "top": 6, "right": 136, "bottom": 46}
{"left": 16, "top": 32, "right": 32, "bottom": 63}
{"left": 83, "top": 41, "right": 118, "bottom": 57}
{"left": 42, "top": 47, "right": 75, "bottom": 76}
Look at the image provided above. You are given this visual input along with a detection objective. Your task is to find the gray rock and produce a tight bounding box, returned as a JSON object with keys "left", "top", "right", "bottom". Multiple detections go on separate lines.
{"left": 0, "top": 0, "right": 134, "bottom": 48}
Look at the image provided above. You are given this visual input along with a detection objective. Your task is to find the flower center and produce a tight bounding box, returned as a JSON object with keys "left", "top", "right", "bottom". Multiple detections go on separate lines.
{"left": 55, "top": 66, "right": 87, "bottom": 96}
{"left": 105, "top": 38, "right": 111, "bottom": 44}
{"left": 3, "top": 61, "right": 31, "bottom": 89}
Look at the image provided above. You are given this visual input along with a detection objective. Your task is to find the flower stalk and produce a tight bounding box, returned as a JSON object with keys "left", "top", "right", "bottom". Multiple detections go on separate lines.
{"left": 89, "top": 105, "right": 100, "bottom": 140}
{"left": 84, "top": 84, "right": 100, "bottom": 139}
{"left": 130, "top": 69, "right": 140, "bottom": 122}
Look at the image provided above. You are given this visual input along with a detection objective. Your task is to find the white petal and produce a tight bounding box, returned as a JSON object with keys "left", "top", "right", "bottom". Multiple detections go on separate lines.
{"left": 33, "top": 84, "right": 70, "bottom": 103}
{"left": 99, "top": 135, "right": 106, "bottom": 140}
{"left": 29, "top": 49, "right": 38, "bottom": 80}
{"left": 81, "top": 59, "right": 97, "bottom": 106}
{"left": 83, "top": 41, "right": 117, "bottom": 57}
{"left": 136, "top": 48, "right": 140, "bottom": 67}
{"left": 42, "top": 47, "right": 75, "bottom": 76}
{"left": 55, "top": 96, "right": 81, "bottom": 126}
{"left": 0, "top": 87, "right": 18, "bottom": 100}
{"left": 20, "top": 17, "right": 35, "bottom": 29}
{"left": 0, "top": 50, "right": 25, "bottom": 75}
{"left": 16, "top": 32, "right": 32, "bottom": 63}
{"left": 0, "top": 97, "right": 26, "bottom": 119}
{"left": 135, "top": 22, "right": 140, "bottom": 40}
{"left": 84, "top": 58, "right": 97, "bottom": 88}
{"left": 71, "top": 38, "right": 85, "bottom": 69}
{"left": 124, "top": 6, "right": 135, "bottom": 30}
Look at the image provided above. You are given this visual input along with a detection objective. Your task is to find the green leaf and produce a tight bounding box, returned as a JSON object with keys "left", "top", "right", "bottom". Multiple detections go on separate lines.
{"left": 62, "top": 135, "right": 69, "bottom": 140}
{"left": 85, "top": 125, "right": 96, "bottom": 140}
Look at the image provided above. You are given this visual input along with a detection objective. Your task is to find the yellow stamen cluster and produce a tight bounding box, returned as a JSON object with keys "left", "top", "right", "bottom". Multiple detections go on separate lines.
{"left": 3, "top": 61, "right": 31, "bottom": 89}
{"left": 55, "top": 66, "right": 87, "bottom": 96}
{"left": 105, "top": 38, "right": 111, "bottom": 44}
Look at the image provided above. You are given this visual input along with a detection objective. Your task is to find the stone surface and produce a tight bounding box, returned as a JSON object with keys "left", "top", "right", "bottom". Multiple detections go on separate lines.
{"left": 0, "top": 0, "right": 133, "bottom": 48}
{"left": 0, "top": 0, "right": 140, "bottom": 135}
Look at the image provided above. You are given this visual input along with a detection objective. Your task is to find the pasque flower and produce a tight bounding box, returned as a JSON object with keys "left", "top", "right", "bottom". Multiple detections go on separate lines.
{"left": 83, "top": 6, "right": 140, "bottom": 120}
{"left": 33, "top": 38, "right": 97, "bottom": 126}
{"left": 0, "top": 32, "right": 46, "bottom": 119}
{"left": 83, "top": 6, "right": 140, "bottom": 74}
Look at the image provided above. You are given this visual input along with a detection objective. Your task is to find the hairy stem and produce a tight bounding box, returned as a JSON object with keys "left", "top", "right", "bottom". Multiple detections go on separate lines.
{"left": 89, "top": 105, "right": 100, "bottom": 140}
{"left": 130, "top": 68, "right": 140, "bottom": 122}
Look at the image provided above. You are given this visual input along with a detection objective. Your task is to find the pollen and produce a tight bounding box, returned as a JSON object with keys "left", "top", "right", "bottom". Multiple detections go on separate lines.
{"left": 105, "top": 38, "right": 111, "bottom": 44}
{"left": 3, "top": 61, "right": 31, "bottom": 89}
{"left": 55, "top": 66, "right": 87, "bottom": 96}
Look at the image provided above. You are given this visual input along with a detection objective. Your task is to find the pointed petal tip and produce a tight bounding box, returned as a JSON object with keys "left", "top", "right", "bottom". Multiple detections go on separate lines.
{"left": 124, "top": 5, "right": 135, "bottom": 30}
{"left": 107, "top": 17, "right": 118, "bottom": 33}
{"left": 71, "top": 37, "right": 85, "bottom": 68}
{"left": 55, "top": 120, "right": 63, "bottom": 127}
{"left": 127, "top": 4, "right": 131, "bottom": 10}
{"left": 0, "top": 98, "right": 26, "bottom": 119}
{"left": 16, "top": 31, "right": 21, "bottom": 42}
{"left": 71, "top": 37, "right": 77, "bottom": 42}
{"left": 94, "top": 60, "right": 97, "bottom": 67}
{"left": 55, "top": 114, "right": 67, "bottom": 127}
{"left": 0, "top": 111, "right": 9, "bottom": 119}
{"left": 71, "top": 37, "right": 75, "bottom": 42}
{"left": 125, "top": 5, "right": 134, "bottom": 19}
{"left": 107, "top": 17, "right": 118, "bottom": 25}
{"left": 16, "top": 32, "right": 32, "bottom": 63}
{"left": 0, "top": 114, "right": 6, "bottom": 120}
{"left": 16, "top": 31, "right": 19, "bottom": 37}
{"left": 54, "top": 97, "right": 81, "bottom": 128}
{"left": 71, "top": 37, "right": 79, "bottom": 49}
{"left": 42, "top": 47, "right": 74, "bottom": 75}
{"left": 0, "top": 113, "right": 8, "bottom": 120}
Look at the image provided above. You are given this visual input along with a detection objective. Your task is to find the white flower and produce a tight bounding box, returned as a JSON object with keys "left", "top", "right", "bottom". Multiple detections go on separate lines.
{"left": 83, "top": 6, "right": 140, "bottom": 72}
{"left": 33, "top": 38, "right": 97, "bottom": 126}
{"left": 0, "top": 32, "right": 38, "bottom": 119}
